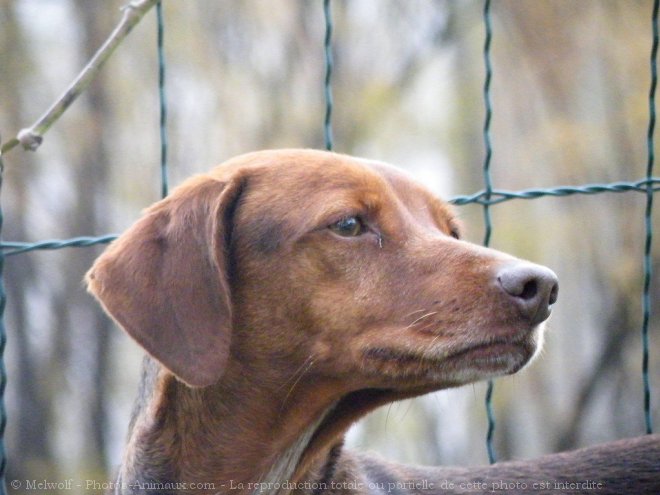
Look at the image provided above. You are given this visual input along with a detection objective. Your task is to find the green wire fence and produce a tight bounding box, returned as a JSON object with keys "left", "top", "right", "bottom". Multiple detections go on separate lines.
{"left": 481, "top": 0, "right": 497, "bottom": 464}
{"left": 0, "top": 144, "right": 7, "bottom": 494}
{"left": 0, "top": 1, "right": 656, "bottom": 492}
{"left": 643, "top": 0, "right": 659, "bottom": 436}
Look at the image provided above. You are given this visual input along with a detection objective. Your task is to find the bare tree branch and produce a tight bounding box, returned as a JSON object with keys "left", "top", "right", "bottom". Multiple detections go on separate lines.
{"left": 0, "top": 0, "right": 159, "bottom": 156}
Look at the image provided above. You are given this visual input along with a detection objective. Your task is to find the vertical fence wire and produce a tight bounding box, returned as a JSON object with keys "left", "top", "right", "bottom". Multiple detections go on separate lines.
{"left": 482, "top": 0, "right": 497, "bottom": 465}
{"left": 642, "top": 0, "right": 659, "bottom": 435}
{"left": 0, "top": 143, "right": 7, "bottom": 495}
{"left": 156, "top": 1, "right": 169, "bottom": 199}
{"left": 323, "top": 0, "right": 334, "bottom": 151}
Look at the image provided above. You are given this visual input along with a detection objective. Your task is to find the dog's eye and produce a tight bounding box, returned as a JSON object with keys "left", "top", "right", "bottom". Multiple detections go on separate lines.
{"left": 450, "top": 228, "right": 460, "bottom": 240}
{"left": 329, "top": 216, "right": 366, "bottom": 237}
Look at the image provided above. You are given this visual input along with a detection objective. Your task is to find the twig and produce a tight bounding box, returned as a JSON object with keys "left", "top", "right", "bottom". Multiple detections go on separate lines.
{"left": 0, "top": 0, "right": 160, "bottom": 156}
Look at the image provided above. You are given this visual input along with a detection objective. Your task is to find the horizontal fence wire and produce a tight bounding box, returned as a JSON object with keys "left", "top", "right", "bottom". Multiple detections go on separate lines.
{"left": 2, "top": 236, "right": 118, "bottom": 257}
{"left": 451, "top": 178, "right": 660, "bottom": 205}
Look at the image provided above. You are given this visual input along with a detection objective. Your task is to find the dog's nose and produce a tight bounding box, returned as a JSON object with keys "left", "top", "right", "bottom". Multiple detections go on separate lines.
{"left": 497, "top": 263, "right": 559, "bottom": 326}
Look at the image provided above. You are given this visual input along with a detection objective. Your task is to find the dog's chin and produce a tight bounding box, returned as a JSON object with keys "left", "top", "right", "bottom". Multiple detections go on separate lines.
{"left": 433, "top": 341, "right": 536, "bottom": 385}
{"left": 437, "top": 323, "right": 546, "bottom": 384}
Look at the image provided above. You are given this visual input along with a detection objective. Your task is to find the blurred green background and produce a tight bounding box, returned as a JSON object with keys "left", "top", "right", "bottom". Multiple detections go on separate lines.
{"left": 0, "top": 0, "right": 658, "bottom": 492}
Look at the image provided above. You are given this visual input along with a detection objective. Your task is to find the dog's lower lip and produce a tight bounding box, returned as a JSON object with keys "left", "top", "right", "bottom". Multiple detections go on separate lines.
{"left": 442, "top": 341, "right": 531, "bottom": 373}
{"left": 447, "top": 342, "right": 525, "bottom": 362}
{"left": 364, "top": 340, "right": 528, "bottom": 365}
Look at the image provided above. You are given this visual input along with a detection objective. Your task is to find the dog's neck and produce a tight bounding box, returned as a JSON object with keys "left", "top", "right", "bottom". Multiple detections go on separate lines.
{"left": 119, "top": 357, "right": 342, "bottom": 495}
{"left": 256, "top": 409, "right": 336, "bottom": 495}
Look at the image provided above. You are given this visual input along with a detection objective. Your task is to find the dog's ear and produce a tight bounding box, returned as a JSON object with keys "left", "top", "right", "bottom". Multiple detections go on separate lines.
{"left": 86, "top": 175, "right": 242, "bottom": 387}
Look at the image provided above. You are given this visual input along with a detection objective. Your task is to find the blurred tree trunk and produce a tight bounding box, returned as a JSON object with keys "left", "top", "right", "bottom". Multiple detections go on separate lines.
{"left": 49, "top": 0, "right": 117, "bottom": 476}
{"left": 0, "top": 1, "right": 53, "bottom": 480}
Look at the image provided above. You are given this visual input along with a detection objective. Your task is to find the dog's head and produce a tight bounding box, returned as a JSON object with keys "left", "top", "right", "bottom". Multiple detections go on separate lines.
{"left": 87, "top": 149, "right": 557, "bottom": 397}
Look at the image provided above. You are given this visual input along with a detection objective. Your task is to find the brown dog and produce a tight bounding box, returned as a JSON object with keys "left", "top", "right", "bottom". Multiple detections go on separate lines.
{"left": 87, "top": 149, "right": 658, "bottom": 494}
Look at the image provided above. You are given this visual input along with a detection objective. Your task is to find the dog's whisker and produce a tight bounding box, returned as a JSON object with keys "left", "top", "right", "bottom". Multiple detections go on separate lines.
{"left": 404, "top": 311, "right": 438, "bottom": 330}
{"left": 418, "top": 332, "right": 443, "bottom": 368}
{"left": 384, "top": 403, "right": 394, "bottom": 432}
{"left": 400, "top": 399, "right": 415, "bottom": 422}
{"left": 279, "top": 358, "right": 315, "bottom": 413}
{"left": 403, "top": 309, "right": 428, "bottom": 318}
{"left": 276, "top": 355, "right": 315, "bottom": 392}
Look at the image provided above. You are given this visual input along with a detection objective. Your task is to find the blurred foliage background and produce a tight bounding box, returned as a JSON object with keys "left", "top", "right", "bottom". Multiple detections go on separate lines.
{"left": 0, "top": 0, "right": 659, "bottom": 492}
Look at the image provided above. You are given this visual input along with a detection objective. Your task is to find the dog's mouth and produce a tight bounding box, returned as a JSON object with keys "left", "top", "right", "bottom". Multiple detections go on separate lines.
{"left": 361, "top": 334, "right": 538, "bottom": 384}
{"left": 426, "top": 339, "right": 536, "bottom": 375}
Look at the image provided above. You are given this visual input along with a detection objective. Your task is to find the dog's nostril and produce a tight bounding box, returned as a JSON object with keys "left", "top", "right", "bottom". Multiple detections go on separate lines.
{"left": 519, "top": 280, "right": 538, "bottom": 301}
{"left": 549, "top": 282, "right": 559, "bottom": 306}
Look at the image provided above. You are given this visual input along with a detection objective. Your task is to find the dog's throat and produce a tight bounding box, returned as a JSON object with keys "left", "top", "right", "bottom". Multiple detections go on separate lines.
{"left": 255, "top": 405, "right": 336, "bottom": 495}
{"left": 255, "top": 388, "right": 417, "bottom": 495}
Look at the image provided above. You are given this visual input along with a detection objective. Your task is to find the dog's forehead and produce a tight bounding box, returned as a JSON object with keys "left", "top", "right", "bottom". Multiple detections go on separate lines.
{"left": 214, "top": 152, "right": 375, "bottom": 204}
{"left": 220, "top": 150, "right": 452, "bottom": 223}
{"left": 207, "top": 151, "right": 458, "bottom": 249}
